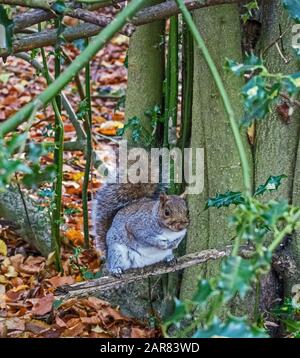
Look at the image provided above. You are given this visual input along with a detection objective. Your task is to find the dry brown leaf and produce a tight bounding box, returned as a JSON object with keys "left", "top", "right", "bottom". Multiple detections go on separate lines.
{"left": 60, "top": 322, "right": 85, "bottom": 338}
{"left": 8, "top": 254, "right": 24, "bottom": 270}
{"left": 47, "top": 275, "right": 74, "bottom": 289}
{"left": 5, "top": 317, "right": 25, "bottom": 332}
{"left": 55, "top": 316, "right": 67, "bottom": 328}
{"left": 25, "top": 319, "right": 50, "bottom": 334}
{"left": 80, "top": 316, "right": 101, "bottom": 325}
{"left": 32, "top": 294, "right": 54, "bottom": 316}
{"left": 19, "top": 256, "right": 45, "bottom": 275}
{"left": 0, "top": 321, "right": 7, "bottom": 338}
{"left": 84, "top": 296, "right": 109, "bottom": 310}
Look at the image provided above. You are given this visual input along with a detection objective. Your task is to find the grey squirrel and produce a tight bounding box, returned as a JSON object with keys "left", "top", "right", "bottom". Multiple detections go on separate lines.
{"left": 106, "top": 194, "right": 188, "bottom": 276}
{"left": 93, "top": 181, "right": 188, "bottom": 276}
{"left": 93, "top": 181, "right": 159, "bottom": 254}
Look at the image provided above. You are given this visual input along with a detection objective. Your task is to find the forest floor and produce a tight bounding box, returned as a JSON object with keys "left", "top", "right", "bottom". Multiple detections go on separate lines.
{"left": 0, "top": 8, "right": 159, "bottom": 338}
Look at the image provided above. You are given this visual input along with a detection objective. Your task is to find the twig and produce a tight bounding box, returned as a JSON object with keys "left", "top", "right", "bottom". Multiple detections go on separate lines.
{"left": 0, "top": 0, "right": 148, "bottom": 135}
{"left": 55, "top": 248, "right": 232, "bottom": 300}
{"left": 15, "top": 52, "right": 86, "bottom": 140}
{"left": 9, "top": 1, "right": 241, "bottom": 56}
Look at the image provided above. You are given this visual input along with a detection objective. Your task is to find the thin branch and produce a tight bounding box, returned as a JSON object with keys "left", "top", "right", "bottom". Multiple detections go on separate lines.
{"left": 66, "top": 8, "right": 135, "bottom": 37}
{"left": 15, "top": 52, "right": 86, "bottom": 140}
{"left": 55, "top": 248, "right": 233, "bottom": 300}
{"left": 0, "top": 0, "right": 51, "bottom": 9}
{"left": 0, "top": 0, "right": 148, "bottom": 135}
{"left": 10, "top": 0, "right": 241, "bottom": 55}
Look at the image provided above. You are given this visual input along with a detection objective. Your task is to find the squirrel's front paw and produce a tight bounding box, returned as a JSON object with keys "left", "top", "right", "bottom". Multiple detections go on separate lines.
{"left": 110, "top": 267, "right": 123, "bottom": 278}
{"left": 165, "top": 255, "right": 177, "bottom": 267}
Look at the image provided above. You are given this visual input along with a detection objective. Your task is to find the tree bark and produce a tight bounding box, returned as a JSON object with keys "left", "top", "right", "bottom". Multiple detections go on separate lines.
{"left": 113, "top": 0, "right": 165, "bottom": 318}
{"left": 257, "top": 0, "right": 300, "bottom": 296}
{"left": 0, "top": 186, "right": 52, "bottom": 257}
{"left": 125, "top": 1, "right": 164, "bottom": 134}
{"left": 180, "top": 4, "right": 252, "bottom": 299}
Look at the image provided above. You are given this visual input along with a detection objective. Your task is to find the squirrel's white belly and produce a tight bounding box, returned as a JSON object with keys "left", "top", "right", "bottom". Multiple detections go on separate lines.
{"left": 129, "top": 246, "right": 173, "bottom": 268}
{"left": 129, "top": 228, "right": 186, "bottom": 268}
{"left": 156, "top": 228, "right": 187, "bottom": 243}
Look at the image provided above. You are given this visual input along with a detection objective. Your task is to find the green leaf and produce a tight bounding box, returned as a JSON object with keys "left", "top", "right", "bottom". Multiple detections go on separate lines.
{"left": 0, "top": 5, "right": 14, "bottom": 54}
{"left": 262, "top": 200, "right": 289, "bottom": 226}
{"left": 192, "top": 316, "right": 268, "bottom": 338}
{"left": 283, "top": 0, "right": 300, "bottom": 22}
{"left": 52, "top": 0, "right": 66, "bottom": 14}
{"left": 192, "top": 280, "right": 213, "bottom": 305}
{"left": 225, "top": 54, "right": 263, "bottom": 76}
{"left": 205, "top": 191, "right": 245, "bottom": 209}
{"left": 53, "top": 298, "right": 63, "bottom": 310}
{"left": 254, "top": 174, "right": 287, "bottom": 196}
{"left": 165, "top": 298, "right": 189, "bottom": 325}
{"left": 283, "top": 318, "right": 300, "bottom": 333}
{"left": 218, "top": 256, "right": 254, "bottom": 299}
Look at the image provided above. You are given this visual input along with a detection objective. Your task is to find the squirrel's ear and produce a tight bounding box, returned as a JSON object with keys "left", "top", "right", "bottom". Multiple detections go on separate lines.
{"left": 159, "top": 193, "right": 168, "bottom": 205}
{"left": 180, "top": 191, "right": 187, "bottom": 199}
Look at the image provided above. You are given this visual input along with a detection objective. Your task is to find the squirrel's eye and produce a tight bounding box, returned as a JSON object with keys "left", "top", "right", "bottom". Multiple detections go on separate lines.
{"left": 164, "top": 208, "right": 171, "bottom": 216}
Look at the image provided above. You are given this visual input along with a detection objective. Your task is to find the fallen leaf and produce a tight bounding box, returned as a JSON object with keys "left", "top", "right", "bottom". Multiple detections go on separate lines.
{"left": 0, "top": 240, "right": 7, "bottom": 256}
{"left": 25, "top": 319, "right": 50, "bottom": 334}
{"left": 64, "top": 228, "right": 84, "bottom": 246}
{"left": 32, "top": 294, "right": 54, "bottom": 316}
{"left": 60, "top": 322, "right": 85, "bottom": 337}
{"left": 98, "top": 121, "right": 123, "bottom": 136}
{"left": 19, "top": 256, "right": 45, "bottom": 274}
{"left": 80, "top": 316, "right": 101, "bottom": 325}
{"left": 5, "top": 317, "right": 25, "bottom": 332}
{"left": 47, "top": 275, "right": 74, "bottom": 289}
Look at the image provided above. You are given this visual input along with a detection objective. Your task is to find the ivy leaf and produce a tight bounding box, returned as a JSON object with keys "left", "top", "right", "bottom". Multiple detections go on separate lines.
{"left": 205, "top": 191, "right": 245, "bottom": 209}
{"left": 218, "top": 256, "right": 254, "bottom": 300}
{"left": 254, "top": 174, "right": 287, "bottom": 196}
{"left": 0, "top": 5, "right": 14, "bottom": 54}
{"left": 193, "top": 316, "right": 268, "bottom": 338}
{"left": 283, "top": 0, "right": 300, "bottom": 22}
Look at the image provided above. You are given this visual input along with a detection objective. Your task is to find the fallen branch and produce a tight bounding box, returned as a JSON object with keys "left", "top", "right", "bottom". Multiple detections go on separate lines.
{"left": 55, "top": 248, "right": 233, "bottom": 300}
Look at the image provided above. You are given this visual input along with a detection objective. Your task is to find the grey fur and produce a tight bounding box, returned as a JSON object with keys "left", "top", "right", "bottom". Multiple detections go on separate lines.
{"left": 106, "top": 197, "right": 188, "bottom": 276}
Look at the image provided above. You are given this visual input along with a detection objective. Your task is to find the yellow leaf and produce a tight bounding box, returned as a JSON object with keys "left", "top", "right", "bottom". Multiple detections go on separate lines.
{"left": 0, "top": 240, "right": 7, "bottom": 256}
{"left": 4, "top": 266, "right": 18, "bottom": 278}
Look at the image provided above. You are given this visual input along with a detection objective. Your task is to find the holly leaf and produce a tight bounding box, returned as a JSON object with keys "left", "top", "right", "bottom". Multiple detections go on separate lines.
{"left": 225, "top": 54, "right": 263, "bottom": 76}
{"left": 218, "top": 256, "right": 254, "bottom": 300}
{"left": 192, "top": 280, "right": 213, "bottom": 305}
{"left": 193, "top": 316, "right": 268, "bottom": 338}
{"left": 205, "top": 191, "right": 245, "bottom": 209}
{"left": 164, "top": 298, "right": 189, "bottom": 326}
{"left": 254, "top": 174, "right": 287, "bottom": 196}
{"left": 283, "top": 0, "right": 300, "bottom": 22}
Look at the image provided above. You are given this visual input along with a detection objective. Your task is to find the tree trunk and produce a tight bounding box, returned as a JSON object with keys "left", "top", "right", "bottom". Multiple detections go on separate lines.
{"left": 180, "top": 4, "right": 252, "bottom": 300}
{"left": 125, "top": 0, "right": 165, "bottom": 138}
{"left": 0, "top": 186, "right": 52, "bottom": 257}
{"left": 108, "top": 0, "right": 165, "bottom": 319}
{"left": 256, "top": 0, "right": 300, "bottom": 297}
